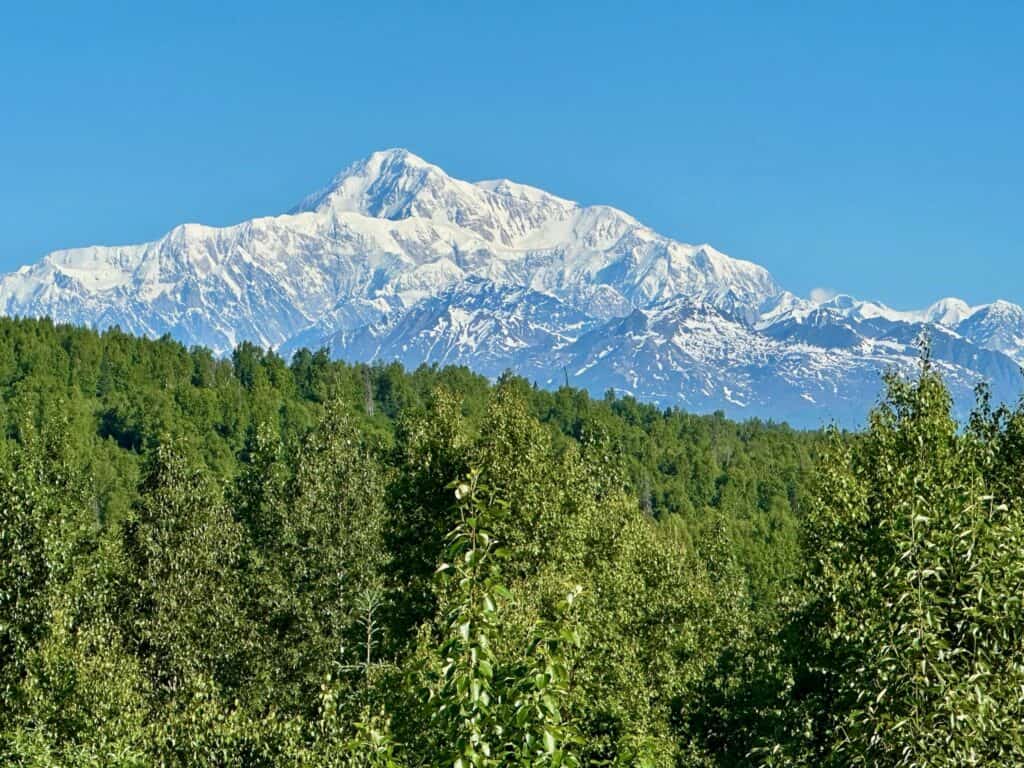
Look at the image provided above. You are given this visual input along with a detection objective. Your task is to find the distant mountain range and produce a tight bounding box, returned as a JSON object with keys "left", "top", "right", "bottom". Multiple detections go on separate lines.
{"left": 2, "top": 148, "right": 1021, "bottom": 427}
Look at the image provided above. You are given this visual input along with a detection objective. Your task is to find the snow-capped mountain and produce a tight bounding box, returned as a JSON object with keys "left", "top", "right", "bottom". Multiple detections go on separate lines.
{"left": 0, "top": 148, "right": 1020, "bottom": 427}
{"left": 537, "top": 299, "right": 1016, "bottom": 426}
{"left": 955, "top": 301, "right": 1024, "bottom": 364}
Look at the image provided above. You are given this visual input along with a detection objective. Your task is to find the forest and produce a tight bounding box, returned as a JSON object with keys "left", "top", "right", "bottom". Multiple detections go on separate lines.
{"left": 1, "top": 316, "right": 1022, "bottom": 767}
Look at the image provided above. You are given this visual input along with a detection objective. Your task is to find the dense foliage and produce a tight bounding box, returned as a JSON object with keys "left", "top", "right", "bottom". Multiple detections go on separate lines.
{"left": 0, "top": 318, "right": 1021, "bottom": 766}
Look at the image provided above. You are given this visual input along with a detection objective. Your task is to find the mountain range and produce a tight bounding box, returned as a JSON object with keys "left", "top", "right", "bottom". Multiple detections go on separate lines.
{"left": 1, "top": 148, "right": 1021, "bottom": 427}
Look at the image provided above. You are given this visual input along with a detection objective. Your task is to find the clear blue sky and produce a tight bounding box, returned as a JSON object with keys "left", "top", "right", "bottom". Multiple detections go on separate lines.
{"left": 1, "top": 1, "right": 1021, "bottom": 308}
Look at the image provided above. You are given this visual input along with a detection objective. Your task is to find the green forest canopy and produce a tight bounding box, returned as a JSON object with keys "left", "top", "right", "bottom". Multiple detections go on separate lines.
{"left": 0, "top": 317, "right": 1022, "bottom": 766}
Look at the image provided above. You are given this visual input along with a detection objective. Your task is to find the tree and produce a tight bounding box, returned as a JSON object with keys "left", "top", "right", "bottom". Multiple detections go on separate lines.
{"left": 0, "top": 415, "right": 93, "bottom": 723}
{"left": 238, "top": 400, "right": 390, "bottom": 719}
{"left": 426, "top": 470, "right": 581, "bottom": 768}
{"left": 792, "top": 358, "right": 1024, "bottom": 766}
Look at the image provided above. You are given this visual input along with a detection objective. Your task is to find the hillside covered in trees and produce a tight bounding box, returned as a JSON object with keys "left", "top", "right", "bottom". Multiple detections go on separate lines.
{"left": 1, "top": 317, "right": 1022, "bottom": 766}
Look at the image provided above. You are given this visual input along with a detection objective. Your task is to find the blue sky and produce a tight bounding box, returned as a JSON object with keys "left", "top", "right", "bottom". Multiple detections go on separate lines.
{"left": 1, "top": 1, "right": 1021, "bottom": 308}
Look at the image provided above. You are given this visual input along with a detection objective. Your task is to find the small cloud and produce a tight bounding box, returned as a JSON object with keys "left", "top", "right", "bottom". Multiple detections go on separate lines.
{"left": 810, "top": 287, "right": 837, "bottom": 304}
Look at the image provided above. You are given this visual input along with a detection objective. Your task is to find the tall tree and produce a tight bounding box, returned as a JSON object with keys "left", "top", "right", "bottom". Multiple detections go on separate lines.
{"left": 792, "top": 359, "right": 1024, "bottom": 766}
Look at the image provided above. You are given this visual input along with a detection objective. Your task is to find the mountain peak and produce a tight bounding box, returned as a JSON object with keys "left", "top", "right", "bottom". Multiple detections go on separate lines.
{"left": 924, "top": 297, "right": 975, "bottom": 326}
{"left": 987, "top": 299, "right": 1023, "bottom": 315}
{"left": 356, "top": 147, "right": 439, "bottom": 182}
{"left": 368, "top": 147, "right": 430, "bottom": 166}
{"left": 290, "top": 147, "right": 446, "bottom": 216}
{"left": 290, "top": 148, "right": 592, "bottom": 247}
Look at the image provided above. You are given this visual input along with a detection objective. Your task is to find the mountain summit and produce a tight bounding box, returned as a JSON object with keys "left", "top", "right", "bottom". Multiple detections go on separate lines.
{"left": 0, "top": 149, "right": 1019, "bottom": 426}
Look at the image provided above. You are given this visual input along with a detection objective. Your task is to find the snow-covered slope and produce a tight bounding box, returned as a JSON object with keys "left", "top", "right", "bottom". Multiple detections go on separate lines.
{"left": 549, "top": 299, "right": 1016, "bottom": 425}
{"left": 0, "top": 149, "right": 777, "bottom": 348}
{"left": 768, "top": 293, "right": 1024, "bottom": 368}
{"left": 310, "top": 277, "right": 596, "bottom": 379}
{"left": 0, "top": 148, "right": 1019, "bottom": 427}
{"left": 954, "top": 301, "right": 1024, "bottom": 364}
